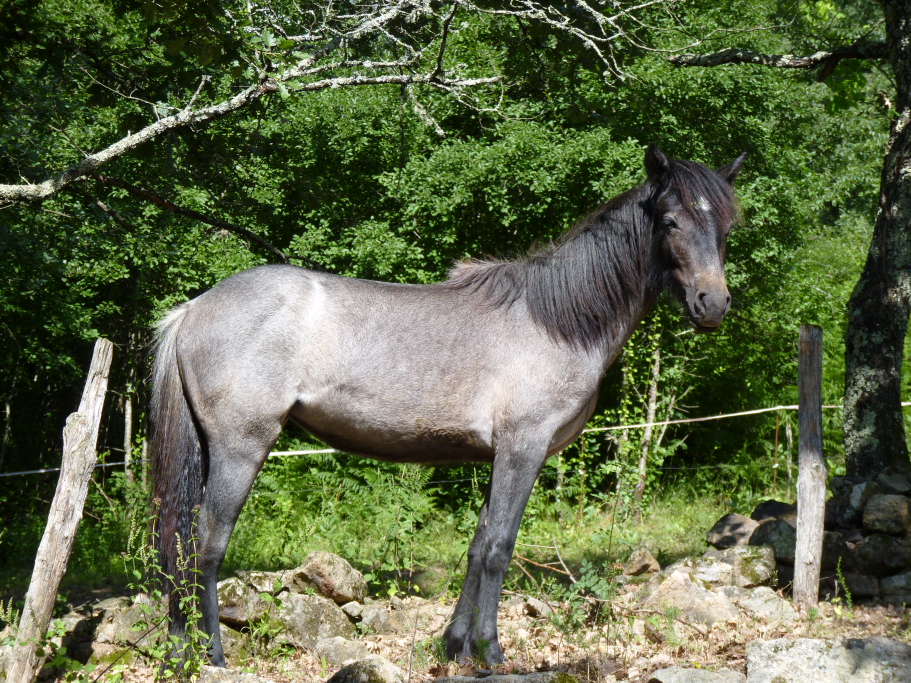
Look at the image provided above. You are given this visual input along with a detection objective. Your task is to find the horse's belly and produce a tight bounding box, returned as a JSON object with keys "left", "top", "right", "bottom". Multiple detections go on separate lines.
{"left": 288, "top": 401, "right": 495, "bottom": 464}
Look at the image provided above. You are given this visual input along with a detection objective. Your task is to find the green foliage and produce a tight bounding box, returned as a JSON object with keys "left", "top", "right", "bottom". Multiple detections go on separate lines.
{"left": 0, "top": 0, "right": 899, "bottom": 604}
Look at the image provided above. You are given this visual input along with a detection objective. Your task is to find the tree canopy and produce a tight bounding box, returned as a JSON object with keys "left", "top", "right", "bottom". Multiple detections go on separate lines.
{"left": 0, "top": 0, "right": 896, "bottom": 550}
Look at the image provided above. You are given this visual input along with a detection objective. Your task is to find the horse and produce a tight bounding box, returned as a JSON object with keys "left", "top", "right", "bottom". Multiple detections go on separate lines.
{"left": 150, "top": 144, "right": 746, "bottom": 667}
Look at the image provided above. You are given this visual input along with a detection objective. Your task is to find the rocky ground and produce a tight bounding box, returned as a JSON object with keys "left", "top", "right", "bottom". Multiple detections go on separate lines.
{"left": 2, "top": 542, "right": 911, "bottom": 683}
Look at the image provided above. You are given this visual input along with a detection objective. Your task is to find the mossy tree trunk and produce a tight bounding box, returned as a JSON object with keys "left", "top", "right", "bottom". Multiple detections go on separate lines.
{"left": 844, "top": 0, "right": 911, "bottom": 477}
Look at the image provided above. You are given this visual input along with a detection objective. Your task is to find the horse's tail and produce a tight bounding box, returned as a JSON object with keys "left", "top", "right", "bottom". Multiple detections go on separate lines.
{"left": 150, "top": 302, "right": 202, "bottom": 631}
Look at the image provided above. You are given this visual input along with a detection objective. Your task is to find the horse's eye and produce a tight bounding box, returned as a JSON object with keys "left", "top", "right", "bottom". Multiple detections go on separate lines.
{"left": 661, "top": 217, "right": 677, "bottom": 229}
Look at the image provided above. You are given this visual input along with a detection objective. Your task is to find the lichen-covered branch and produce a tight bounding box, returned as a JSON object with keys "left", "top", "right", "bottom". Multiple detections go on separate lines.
{"left": 668, "top": 39, "right": 888, "bottom": 69}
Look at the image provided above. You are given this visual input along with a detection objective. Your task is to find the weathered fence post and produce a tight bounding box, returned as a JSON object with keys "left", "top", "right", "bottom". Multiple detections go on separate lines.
{"left": 7, "top": 338, "right": 113, "bottom": 682}
{"left": 794, "top": 324, "right": 825, "bottom": 611}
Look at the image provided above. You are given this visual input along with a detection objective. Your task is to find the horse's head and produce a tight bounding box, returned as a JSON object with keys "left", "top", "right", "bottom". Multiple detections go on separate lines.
{"left": 645, "top": 144, "right": 746, "bottom": 332}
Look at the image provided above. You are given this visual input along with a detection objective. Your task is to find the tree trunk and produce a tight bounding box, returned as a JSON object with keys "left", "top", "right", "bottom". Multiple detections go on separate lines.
{"left": 844, "top": 0, "right": 911, "bottom": 477}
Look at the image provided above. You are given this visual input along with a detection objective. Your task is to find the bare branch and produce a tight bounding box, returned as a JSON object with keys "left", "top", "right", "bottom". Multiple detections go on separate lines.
{"left": 89, "top": 176, "right": 290, "bottom": 264}
{"left": 669, "top": 39, "right": 888, "bottom": 69}
{"left": 66, "top": 187, "right": 135, "bottom": 232}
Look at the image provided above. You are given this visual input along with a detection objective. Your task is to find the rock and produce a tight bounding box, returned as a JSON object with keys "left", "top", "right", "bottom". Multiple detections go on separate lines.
{"left": 751, "top": 500, "right": 796, "bottom": 523}
{"left": 746, "top": 636, "right": 911, "bottom": 682}
{"left": 435, "top": 673, "right": 579, "bottom": 683}
{"left": 836, "top": 482, "right": 880, "bottom": 527}
{"left": 707, "top": 513, "right": 760, "bottom": 550}
{"left": 359, "top": 602, "right": 394, "bottom": 634}
{"left": 327, "top": 655, "right": 406, "bottom": 683}
{"left": 737, "top": 587, "right": 797, "bottom": 623}
{"left": 852, "top": 534, "right": 911, "bottom": 577}
{"left": 648, "top": 667, "right": 745, "bottom": 683}
{"left": 275, "top": 593, "right": 356, "bottom": 649}
{"left": 524, "top": 597, "right": 553, "bottom": 618}
{"left": 821, "top": 532, "right": 850, "bottom": 570}
{"left": 235, "top": 570, "right": 285, "bottom": 594}
{"left": 625, "top": 548, "right": 661, "bottom": 574}
{"left": 703, "top": 546, "right": 777, "bottom": 588}
{"left": 881, "top": 570, "right": 911, "bottom": 595}
{"left": 863, "top": 494, "right": 911, "bottom": 535}
{"left": 749, "top": 519, "right": 796, "bottom": 564}
{"left": 220, "top": 624, "right": 250, "bottom": 663}
{"left": 641, "top": 570, "right": 739, "bottom": 627}
{"left": 387, "top": 603, "right": 451, "bottom": 633}
{"left": 288, "top": 552, "right": 368, "bottom": 604}
{"left": 840, "top": 573, "right": 879, "bottom": 599}
{"left": 218, "top": 577, "right": 274, "bottom": 627}
{"left": 315, "top": 636, "right": 371, "bottom": 666}
{"left": 342, "top": 601, "right": 363, "bottom": 618}
{"left": 47, "top": 609, "right": 99, "bottom": 663}
{"left": 94, "top": 598, "right": 163, "bottom": 646}
{"left": 199, "top": 665, "right": 279, "bottom": 682}
{"left": 830, "top": 476, "right": 866, "bottom": 499}
{"left": 876, "top": 468, "right": 911, "bottom": 495}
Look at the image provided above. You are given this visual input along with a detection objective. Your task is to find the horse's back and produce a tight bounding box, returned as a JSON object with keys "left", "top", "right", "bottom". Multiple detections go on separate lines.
{"left": 174, "top": 264, "right": 601, "bottom": 463}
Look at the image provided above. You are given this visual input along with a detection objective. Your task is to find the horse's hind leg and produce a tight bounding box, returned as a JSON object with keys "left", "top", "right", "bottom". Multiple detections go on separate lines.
{"left": 196, "top": 427, "right": 281, "bottom": 667}
{"left": 444, "top": 440, "right": 547, "bottom": 664}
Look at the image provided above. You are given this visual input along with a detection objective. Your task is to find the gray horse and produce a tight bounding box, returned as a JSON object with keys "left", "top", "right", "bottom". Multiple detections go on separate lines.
{"left": 150, "top": 144, "right": 746, "bottom": 666}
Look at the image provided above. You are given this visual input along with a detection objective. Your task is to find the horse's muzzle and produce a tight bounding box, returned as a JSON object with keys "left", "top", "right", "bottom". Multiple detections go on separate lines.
{"left": 687, "top": 282, "right": 731, "bottom": 332}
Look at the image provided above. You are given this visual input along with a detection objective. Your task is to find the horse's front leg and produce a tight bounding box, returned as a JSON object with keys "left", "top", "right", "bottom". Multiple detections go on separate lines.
{"left": 444, "top": 442, "right": 547, "bottom": 664}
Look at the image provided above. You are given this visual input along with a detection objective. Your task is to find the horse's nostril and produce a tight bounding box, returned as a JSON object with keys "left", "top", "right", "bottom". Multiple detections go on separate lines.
{"left": 698, "top": 291, "right": 707, "bottom": 301}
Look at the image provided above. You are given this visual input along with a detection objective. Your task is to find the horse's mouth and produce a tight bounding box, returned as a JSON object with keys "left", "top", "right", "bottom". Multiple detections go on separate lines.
{"left": 691, "top": 319, "right": 722, "bottom": 334}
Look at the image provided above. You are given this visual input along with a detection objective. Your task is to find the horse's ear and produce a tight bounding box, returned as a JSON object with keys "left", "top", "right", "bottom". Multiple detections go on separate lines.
{"left": 717, "top": 153, "right": 748, "bottom": 184}
{"left": 645, "top": 144, "right": 670, "bottom": 184}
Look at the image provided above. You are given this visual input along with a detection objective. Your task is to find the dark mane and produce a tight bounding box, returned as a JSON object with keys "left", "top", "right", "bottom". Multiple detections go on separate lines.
{"left": 443, "top": 158, "right": 737, "bottom": 349}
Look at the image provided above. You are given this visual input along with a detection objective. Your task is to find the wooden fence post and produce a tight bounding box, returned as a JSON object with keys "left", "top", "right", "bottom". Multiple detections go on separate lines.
{"left": 7, "top": 338, "right": 113, "bottom": 682}
{"left": 794, "top": 324, "right": 825, "bottom": 611}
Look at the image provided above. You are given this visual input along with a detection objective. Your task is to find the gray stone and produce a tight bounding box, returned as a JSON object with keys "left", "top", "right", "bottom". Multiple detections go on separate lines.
{"left": 327, "top": 656, "right": 406, "bottom": 683}
{"left": 737, "top": 587, "right": 797, "bottom": 623}
{"left": 883, "top": 592, "right": 911, "bottom": 607}
{"left": 314, "top": 636, "right": 371, "bottom": 666}
{"left": 649, "top": 667, "right": 745, "bottom": 683}
{"left": 288, "top": 552, "right": 368, "bottom": 604}
{"left": 218, "top": 577, "right": 273, "bottom": 627}
{"left": 387, "top": 602, "right": 451, "bottom": 633}
{"left": 751, "top": 500, "right": 796, "bottom": 523}
{"left": 220, "top": 624, "right": 251, "bottom": 663}
{"left": 840, "top": 573, "right": 879, "bottom": 598}
{"left": 881, "top": 571, "right": 911, "bottom": 595}
{"left": 641, "top": 570, "right": 739, "bottom": 627}
{"left": 199, "top": 665, "right": 278, "bottom": 682}
{"left": 235, "top": 570, "right": 285, "bottom": 595}
{"left": 707, "top": 513, "right": 761, "bottom": 549}
{"left": 703, "top": 546, "right": 777, "bottom": 588}
{"left": 359, "top": 602, "right": 394, "bottom": 634}
{"left": 341, "top": 601, "right": 363, "bottom": 618}
{"left": 852, "top": 534, "right": 911, "bottom": 577}
{"left": 876, "top": 469, "right": 911, "bottom": 495}
{"left": 749, "top": 520, "right": 796, "bottom": 564}
{"left": 863, "top": 495, "right": 911, "bottom": 535}
{"left": 837, "top": 482, "right": 880, "bottom": 527}
{"left": 666, "top": 556, "right": 733, "bottom": 587}
{"left": 524, "top": 597, "right": 553, "bottom": 617}
{"left": 625, "top": 548, "right": 661, "bottom": 575}
{"left": 95, "top": 598, "right": 163, "bottom": 646}
{"left": 746, "top": 637, "right": 911, "bottom": 683}
{"left": 275, "top": 593, "right": 356, "bottom": 649}
{"left": 435, "top": 674, "right": 579, "bottom": 683}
